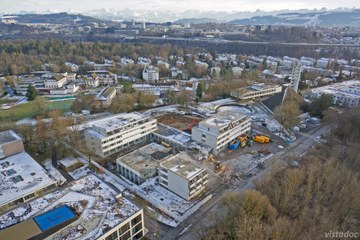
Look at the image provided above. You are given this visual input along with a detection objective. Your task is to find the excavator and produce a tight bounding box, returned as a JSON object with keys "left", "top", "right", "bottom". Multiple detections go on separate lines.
{"left": 209, "top": 154, "right": 225, "bottom": 173}
{"left": 237, "top": 134, "right": 248, "bottom": 148}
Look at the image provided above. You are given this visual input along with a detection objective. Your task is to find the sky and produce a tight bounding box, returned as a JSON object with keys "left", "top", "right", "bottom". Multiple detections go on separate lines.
{"left": 0, "top": 0, "right": 359, "bottom": 13}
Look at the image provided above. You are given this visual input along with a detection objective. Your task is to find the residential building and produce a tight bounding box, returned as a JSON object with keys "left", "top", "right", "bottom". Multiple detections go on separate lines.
{"left": 0, "top": 174, "right": 145, "bottom": 240}
{"left": 230, "top": 82, "right": 282, "bottom": 100}
{"left": 159, "top": 153, "right": 208, "bottom": 201}
{"left": 88, "top": 71, "right": 118, "bottom": 85}
{"left": 0, "top": 130, "right": 57, "bottom": 213}
{"left": 84, "top": 73, "right": 100, "bottom": 88}
{"left": 311, "top": 80, "right": 360, "bottom": 108}
{"left": 49, "top": 83, "right": 79, "bottom": 95}
{"left": 44, "top": 74, "right": 68, "bottom": 89}
{"left": 64, "top": 62, "right": 79, "bottom": 72}
{"left": 84, "top": 112, "right": 157, "bottom": 158}
{"left": 116, "top": 142, "right": 169, "bottom": 185}
{"left": 192, "top": 111, "right": 251, "bottom": 154}
{"left": 143, "top": 66, "right": 159, "bottom": 83}
{"left": 94, "top": 86, "right": 117, "bottom": 108}
{"left": 132, "top": 83, "right": 178, "bottom": 97}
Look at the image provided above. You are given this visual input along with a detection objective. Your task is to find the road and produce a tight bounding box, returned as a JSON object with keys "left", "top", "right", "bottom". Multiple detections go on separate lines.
{"left": 156, "top": 123, "right": 330, "bottom": 240}
{"left": 136, "top": 36, "right": 360, "bottom": 48}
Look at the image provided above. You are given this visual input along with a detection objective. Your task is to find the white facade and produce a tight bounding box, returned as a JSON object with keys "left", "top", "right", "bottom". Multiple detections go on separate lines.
{"left": 44, "top": 76, "right": 67, "bottom": 89}
{"left": 132, "top": 84, "right": 178, "bottom": 97}
{"left": 311, "top": 80, "right": 360, "bottom": 108}
{"left": 85, "top": 112, "right": 157, "bottom": 158}
{"left": 159, "top": 153, "right": 208, "bottom": 201}
{"left": 231, "top": 82, "right": 282, "bottom": 100}
{"left": 143, "top": 66, "right": 159, "bottom": 83}
{"left": 192, "top": 111, "right": 251, "bottom": 155}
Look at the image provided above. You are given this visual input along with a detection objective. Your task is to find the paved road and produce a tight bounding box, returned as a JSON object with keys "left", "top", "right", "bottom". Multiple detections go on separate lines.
{"left": 158, "top": 124, "right": 330, "bottom": 240}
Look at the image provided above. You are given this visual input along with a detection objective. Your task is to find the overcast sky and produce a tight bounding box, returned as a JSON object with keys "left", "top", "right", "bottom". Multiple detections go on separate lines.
{"left": 0, "top": 0, "right": 359, "bottom": 13}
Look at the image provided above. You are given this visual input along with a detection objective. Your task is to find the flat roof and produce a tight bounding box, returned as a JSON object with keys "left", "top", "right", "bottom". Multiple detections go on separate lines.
{"left": 234, "top": 82, "right": 281, "bottom": 95}
{"left": 0, "top": 152, "right": 56, "bottom": 208}
{"left": 312, "top": 80, "right": 360, "bottom": 98}
{"left": 200, "top": 111, "right": 249, "bottom": 129}
{"left": 161, "top": 153, "right": 205, "bottom": 179}
{"left": 34, "top": 205, "right": 76, "bottom": 231}
{"left": 117, "top": 143, "right": 167, "bottom": 176}
{"left": 0, "top": 218, "right": 42, "bottom": 240}
{"left": 155, "top": 123, "right": 192, "bottom": 146}
{"left": 0, "top": 174, "right": 140, "bottom": 240}
{"left": 0, "top": 130, "right": 21, "bottom": 145}
{"left": 58, "top": 157, "right": 82, "bottom": 168}
{"left": 92, "top": 112, "right": 150, "bottom": 132}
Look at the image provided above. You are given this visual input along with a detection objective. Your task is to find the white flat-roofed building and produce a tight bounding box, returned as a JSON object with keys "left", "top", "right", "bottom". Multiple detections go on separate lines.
{"left": 159, "top": 153, "right": 208, "bottom": 201}
{"left": 116, "top": 142, "right": 168, "bottom": 185}
{"left": 142, "top": 66, "right": 159, "bottom": 84}
{"left": 192, "top": 111, "right": 251, "bottom": 155}
{"left": 311, "top": 80, "right": 360, "bottom": 108}
{"left": 84, "top": 112, "right": 157, "bottom": 158}
{"left": 0, "top": 174, "right": 145, "bottom": 240}
{"left": 132, "top": 84, "right": 178, "bottom": 97}
{"left": 0, "top": 131, "right": 57, "bottom": 213}
{"left": 230, "top": 82, "right": 282, "bottom": 100}
{"left": 44, "top": 74, "right": 68, "bottom": 89}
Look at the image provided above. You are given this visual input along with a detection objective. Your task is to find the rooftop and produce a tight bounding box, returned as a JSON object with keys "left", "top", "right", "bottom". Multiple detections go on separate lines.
{"left": 312, "top": 80, "right": 360, "bottom": 98}
{"left": 201, "top": 111, "right": 249, "bottom": 129}
{"left": 0, "top": 130, "right": 21, "bottom": 145}
{"left": 117, "top": 143, "right": 168, "bottom": 177}
{"left": 91, "top": 112, "right": 150, "bottom": 132}
{"left": 234, "top": 82, "right": 281, "bottom": 95}
{"left": 160, "top": 153, "right": 205, "bottom": 179}
{"left": 0, "top": 152, "right": 56, "bottom": 208}
{"left": 155, "top": 123, "right": 192, "bottom": 146}
{"left": 0, "top": 174, "right": 140, "bottom": 240}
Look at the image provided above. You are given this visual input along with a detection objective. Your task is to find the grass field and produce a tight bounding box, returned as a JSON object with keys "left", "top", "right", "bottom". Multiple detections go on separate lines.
{"left": 0, "top": 98, "right": 75, "bottom": 122}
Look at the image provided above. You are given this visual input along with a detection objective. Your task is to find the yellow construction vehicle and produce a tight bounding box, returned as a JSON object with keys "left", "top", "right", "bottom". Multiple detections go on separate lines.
{"left": 209, "top": 154, "right": 225, "bottom": 173}
{"left": 252, "top": 135, "right": 270, "bottom": 143}
{"left": 237, "top": 134, "right": 248, "bottom": 148}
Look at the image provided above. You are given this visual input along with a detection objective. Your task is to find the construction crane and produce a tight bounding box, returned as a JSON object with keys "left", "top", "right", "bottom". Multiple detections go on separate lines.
{"left": 208, "top": 154, "right": 225, "bottom": 173}
{"left": 188, "top": 118, "right": 201, "bottom": 132}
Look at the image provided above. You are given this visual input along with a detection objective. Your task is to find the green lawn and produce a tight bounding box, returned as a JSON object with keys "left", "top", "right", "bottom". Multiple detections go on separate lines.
{"left": 0, "top": 98, "right": 75, "bottom": 122}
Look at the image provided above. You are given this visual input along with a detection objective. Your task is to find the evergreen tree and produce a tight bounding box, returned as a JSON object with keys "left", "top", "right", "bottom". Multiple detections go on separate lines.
{"left": 26, "top": 84, "right": 38, "bottom": 101}
{"left": 196, "top": 81, "right": 204, "bottom": 102}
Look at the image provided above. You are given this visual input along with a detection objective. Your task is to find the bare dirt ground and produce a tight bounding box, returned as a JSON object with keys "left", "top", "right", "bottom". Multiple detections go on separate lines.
{"left": 156, "top": 113, "right": 201, "bottom": 132}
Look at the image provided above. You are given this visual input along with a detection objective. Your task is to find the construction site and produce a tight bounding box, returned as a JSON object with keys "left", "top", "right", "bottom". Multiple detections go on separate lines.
{"left": 156, "top": 113, "right": 203, "bottom": 133}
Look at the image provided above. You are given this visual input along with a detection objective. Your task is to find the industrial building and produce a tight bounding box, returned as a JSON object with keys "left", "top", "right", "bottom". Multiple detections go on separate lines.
{"left": 159, "top": 153, "right": 208, "bottom": 201}
{"left": 116, "top": 142, "right": 169, "bottom": 185}
{"left": 0, "top": 130, "right": 57, "bottom": 213}
{"left": 84, "top": 112, "right": 157, "bottom": 158}
{"left": 0, "top": 174, "right": 145, "bottom": 240}
{"left": 192, "top": 111, "right": 251, "bottom": 155}
{"left": 230, "top": 82, "right": 282, "bottom": 100}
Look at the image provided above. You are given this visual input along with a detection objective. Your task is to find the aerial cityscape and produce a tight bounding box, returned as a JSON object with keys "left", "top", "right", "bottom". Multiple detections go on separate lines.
{"left": 0, "top": 1, "right": 359, "bottom": 240}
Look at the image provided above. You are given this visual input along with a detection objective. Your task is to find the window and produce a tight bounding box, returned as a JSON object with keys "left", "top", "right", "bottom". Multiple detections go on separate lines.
{"left": 131, "top": 215, "right": 142, "bottom": 226}
{"left": 120, "top": 223, "right": 130, "bottom": 234}
{"left": 105, "top": 230, "right": 118, "bottom": 240}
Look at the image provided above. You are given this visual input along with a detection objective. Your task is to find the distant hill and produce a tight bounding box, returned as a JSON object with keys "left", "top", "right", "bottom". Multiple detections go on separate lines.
{"left": 5, "top": 12, "right": 107, "bottom": 25}
{"left": 174, "top": 18, "right": 219, "bottom": 24}
{"left": 229, "top": 9, "right": 360, "bottom": 26}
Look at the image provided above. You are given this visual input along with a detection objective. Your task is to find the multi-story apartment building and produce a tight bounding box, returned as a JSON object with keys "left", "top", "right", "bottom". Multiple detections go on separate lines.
{"left": 0, "top": 130, "right": 57, "bottom": 213}
{"left": 192, "top": 111, "right": 251, "bottom": 155}
{"left": 142, "top": 66, "right": 159, "bottom": 84}
{"left": 231, "top": 82, "right": 282, "bottom": 100}
{"left": 84, "top": 112, "right": 157, "bottom": 158}
{"left": 159, "top": 153, "right": 208, "bottom": 201}
{"left": 311, "top": 80, "right": 360, "bottom": 108}
{"left": 0, "top": 174, "right": 145, "bottom": 240}
{"left": 132, "top": 83, "right": 178, "bottom": 97}
{"left": 44, "top": 74, "right": 68, "bottom": 89}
